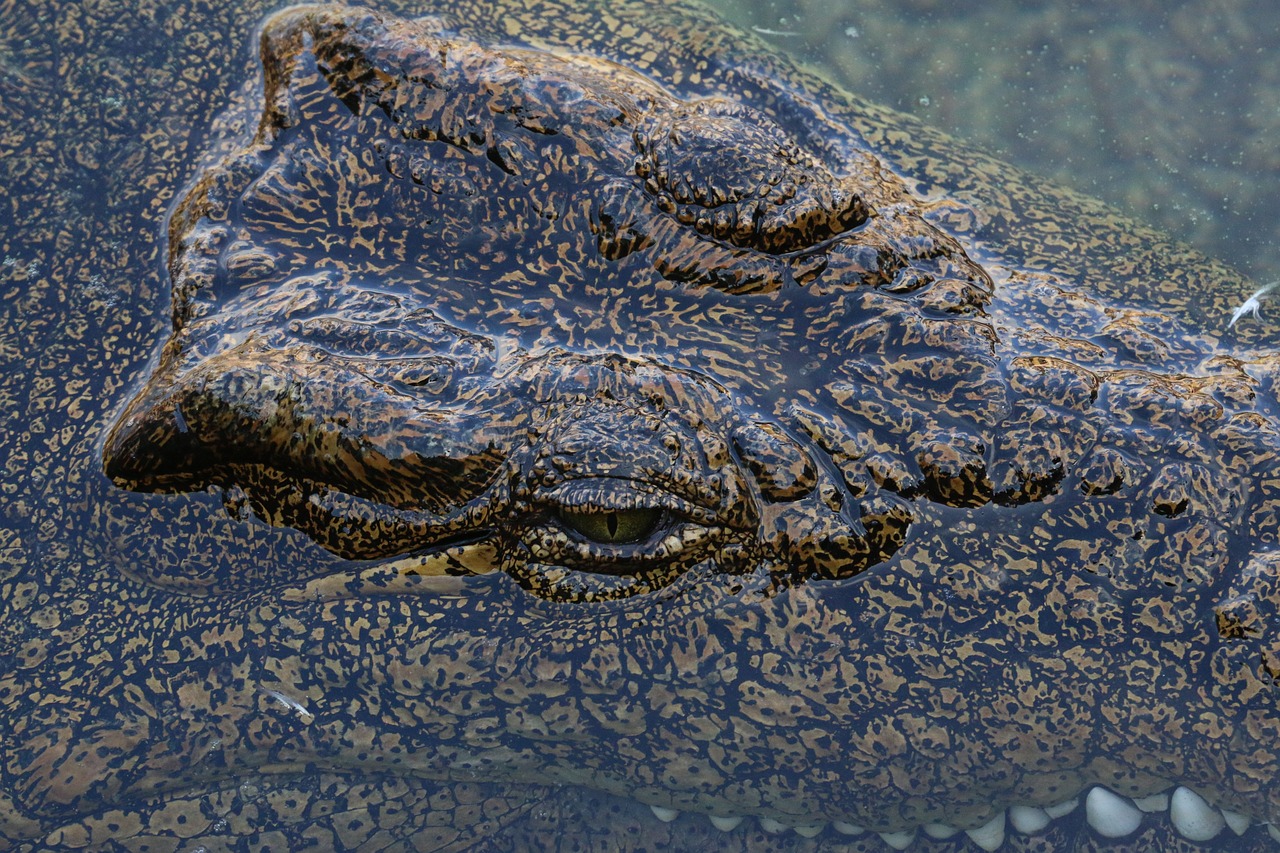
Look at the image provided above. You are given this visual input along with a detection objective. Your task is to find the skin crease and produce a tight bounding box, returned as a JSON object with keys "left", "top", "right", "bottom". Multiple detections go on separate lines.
{"left": 1, "top": 0, "right": 1279, "bottom": 851}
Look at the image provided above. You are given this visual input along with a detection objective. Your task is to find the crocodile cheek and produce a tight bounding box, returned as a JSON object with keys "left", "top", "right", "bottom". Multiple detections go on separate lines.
{"left": 1213, "top": 551, "right": 1280, "bottom": 706}
{"left": 733, "top": 420, "right": 912, "bottom": 582}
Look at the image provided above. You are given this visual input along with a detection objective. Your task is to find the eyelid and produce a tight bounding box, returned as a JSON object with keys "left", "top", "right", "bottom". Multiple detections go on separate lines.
{"left": 541, "top": 477, "right": 719, "bottom": 524}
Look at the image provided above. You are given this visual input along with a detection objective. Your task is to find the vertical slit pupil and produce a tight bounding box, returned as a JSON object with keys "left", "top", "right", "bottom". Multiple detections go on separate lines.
{"left": 557, "top": 507, "right": 663, "bottom": 544}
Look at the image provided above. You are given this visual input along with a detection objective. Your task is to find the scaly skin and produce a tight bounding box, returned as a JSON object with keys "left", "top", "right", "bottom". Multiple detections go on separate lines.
{"left": 2, "top": 1, "right": 1278, "bottom": 851}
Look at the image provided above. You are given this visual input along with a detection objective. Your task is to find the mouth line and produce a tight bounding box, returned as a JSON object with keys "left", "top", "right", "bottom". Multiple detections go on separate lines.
{"left": 638, "top": 782, "right": 1274, "bottom": 849}
{"left": 47, "top": 768, "right": 1276, "bottom": 850}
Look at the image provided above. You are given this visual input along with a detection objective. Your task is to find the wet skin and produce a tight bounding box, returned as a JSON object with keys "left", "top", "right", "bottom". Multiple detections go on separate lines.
{"left": 3, "top": 1, "right": 1280, "bottom": 850}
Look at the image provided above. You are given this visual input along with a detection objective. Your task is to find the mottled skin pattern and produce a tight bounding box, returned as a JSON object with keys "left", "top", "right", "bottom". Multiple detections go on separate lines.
{"left": 1, "top": 0, "right": 1279, "bottom": 851}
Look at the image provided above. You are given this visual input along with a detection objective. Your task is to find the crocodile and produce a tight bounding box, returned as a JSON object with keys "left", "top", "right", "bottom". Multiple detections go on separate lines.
{"left": 2, "top": 0, "right": 1279, "bottom": 850}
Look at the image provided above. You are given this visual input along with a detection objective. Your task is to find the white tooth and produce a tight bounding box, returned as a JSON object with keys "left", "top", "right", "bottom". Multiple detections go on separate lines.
{"left": 1044, "top": 797, "right": 1080, "bottom": 819}
{"left": 832, "top": 820, "right": 865, "bottom": 835}
{"left": 965, "top": 811, "right": 1006, "bottom": 852}
{"left": 1008, "top": 805, "right": 1051, "bottom": 834}
{"left": 709, "top": 815, "right": 742, "bottom": 831}
{"left": 1268, "top": 822, "right": 1280, "bottom": 842}
{"left": 1133, "top": 792, "right": 1170, "bottom": 813}
{"left": 1170, "top": 786, "right": 1225, "bottom": 841}
{"left": 793, "top": 823, "right": 825, "bottom": 838}
{"left": 759, "top": 817, "right": 787, "bottom": 833}
{"left": 649, "top": 805, "right": 679, "bottom": 822}
{"left": 1085, "top": 787, "right": 1144, "bottom": 838}
{"left": 922, "top": 822, "right": 958, "bottom": 838}
{"left": 878, "top": 830, "right": 915, "bottom": 850}
{"left": 1221, "top": 809, "right": 1251, "bottom": 836}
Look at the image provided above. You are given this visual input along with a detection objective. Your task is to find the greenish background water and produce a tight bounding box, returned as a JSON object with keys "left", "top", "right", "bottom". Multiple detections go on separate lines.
{"left": 713, "top": 0, "right": 1280, "bottom": 285}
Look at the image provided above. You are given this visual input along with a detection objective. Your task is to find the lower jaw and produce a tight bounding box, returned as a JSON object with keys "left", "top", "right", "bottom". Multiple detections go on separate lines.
{"left": 31, "top": 774, "right": 1276, "bottom": 851}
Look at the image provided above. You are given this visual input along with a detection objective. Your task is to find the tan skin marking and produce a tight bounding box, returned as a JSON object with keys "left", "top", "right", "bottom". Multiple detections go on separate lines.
{"left": 2, "top": 0, "right": 1278, "bottom": 849}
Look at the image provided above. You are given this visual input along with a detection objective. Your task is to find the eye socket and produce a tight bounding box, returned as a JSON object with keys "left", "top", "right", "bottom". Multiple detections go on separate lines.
{"left": 557, "top": 507, "right": 662, "bottom": 544}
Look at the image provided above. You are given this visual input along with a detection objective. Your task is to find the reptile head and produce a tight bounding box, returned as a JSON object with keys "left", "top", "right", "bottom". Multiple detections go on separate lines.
{"left": 82, "top": 4, "right": 1280, "bottom": 849}
{"left": 101, "top": 5, "right": 975, "bottom": 602}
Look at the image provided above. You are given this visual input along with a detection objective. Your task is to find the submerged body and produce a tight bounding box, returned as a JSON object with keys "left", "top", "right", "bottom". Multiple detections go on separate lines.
{"left": 1, "top": 0, "right": 1278, "bottom": 851}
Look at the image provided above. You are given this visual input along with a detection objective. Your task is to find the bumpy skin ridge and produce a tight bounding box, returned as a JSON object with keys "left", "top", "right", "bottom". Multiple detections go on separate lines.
{"left": 2, "top": 0, "right": 1279, "bottom": 851}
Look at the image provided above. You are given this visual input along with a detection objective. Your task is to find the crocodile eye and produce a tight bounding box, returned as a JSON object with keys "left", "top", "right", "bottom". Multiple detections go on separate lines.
{"left": 557, "top": 507, "right": 662, "bottom": 543}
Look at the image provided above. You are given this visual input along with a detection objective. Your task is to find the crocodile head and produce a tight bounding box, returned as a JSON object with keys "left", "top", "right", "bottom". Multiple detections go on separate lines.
{"left": 54, "top": 3, "right": 1280, "bottom": 849}
{"left": 102, "top": 2, "right": 952, "bottom": 601}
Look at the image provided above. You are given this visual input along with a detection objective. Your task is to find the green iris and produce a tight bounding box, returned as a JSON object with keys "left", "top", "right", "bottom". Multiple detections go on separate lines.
{"left": 558, "top": 507, "right": 662, "bottom": 544}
